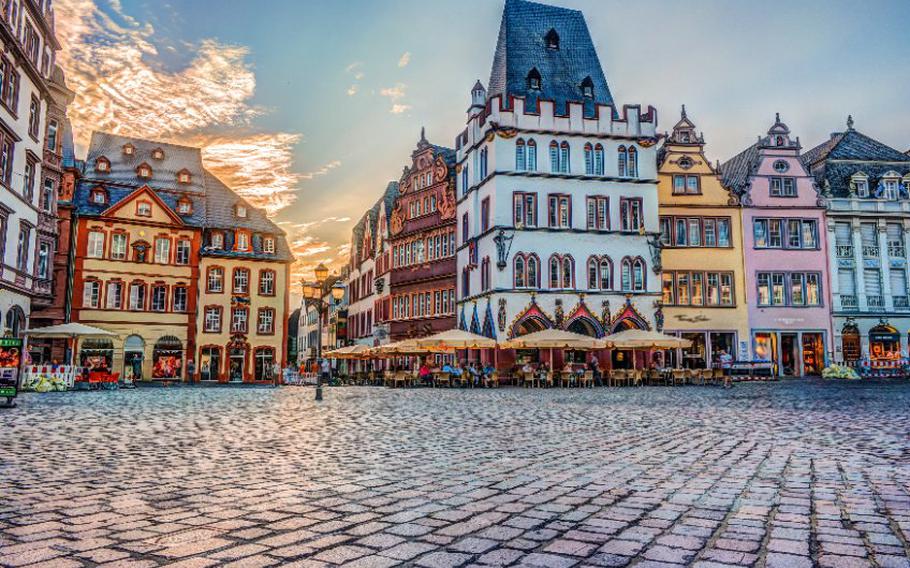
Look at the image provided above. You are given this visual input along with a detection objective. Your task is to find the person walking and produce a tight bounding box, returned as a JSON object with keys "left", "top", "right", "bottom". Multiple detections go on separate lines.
{"left": 719, "top": 349, "right": 733, "bottom": 388}
{"left": 320, "top": 357, "right": 332, "bottom": 385}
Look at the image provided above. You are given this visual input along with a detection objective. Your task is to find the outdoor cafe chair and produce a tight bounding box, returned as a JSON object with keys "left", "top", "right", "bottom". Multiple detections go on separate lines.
{"left": 435, "top": 372, "right": 451, "bottom": 388}
{"left": 542, "top": 371, "right": 554, "bottom": 388}
{"left": 522, "top": 371, "right": 536, "bottom": 388}
{"left": 712, "top": 368, "right": 725, "bottom": 385}
{"left": 580, "top": 370, "right": 594, "bottom": 388}
{"left": 671, "top": 369, "right": 688, "bottom": 386}
{"left": 484, "top": 372, "right": 500, "bottom": 388}
{"left": 559, "top": 371, "right": 574, "bottom": 388}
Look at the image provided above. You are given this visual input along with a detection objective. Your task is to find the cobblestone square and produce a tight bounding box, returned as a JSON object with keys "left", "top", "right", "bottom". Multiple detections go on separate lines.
{"left": 2, "top": 381, "right": 909, "bottom": 567}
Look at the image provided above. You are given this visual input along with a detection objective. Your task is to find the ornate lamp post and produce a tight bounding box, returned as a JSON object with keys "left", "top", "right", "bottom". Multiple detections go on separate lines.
{"left": 301, "top": 263, "right": 345, "bottom": 401}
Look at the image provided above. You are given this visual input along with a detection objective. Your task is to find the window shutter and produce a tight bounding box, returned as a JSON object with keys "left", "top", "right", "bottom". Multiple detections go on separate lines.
{"left": 863, "top": 269, "right": 882, "bottom": 295}
{"left": 838, "top": 269, "right": 855, "bottom": 295}
{"left": 834, "top": 222, "right": 852, "bottom": 246}
{"left": 890, "top": 269, "right": 907, "bottom": 297}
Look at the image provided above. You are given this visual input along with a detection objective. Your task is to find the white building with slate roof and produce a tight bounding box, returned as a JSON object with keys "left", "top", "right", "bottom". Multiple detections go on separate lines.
{"left": 455, "top": 0, "right": 661, "bottom": 370}
{"left": 804, "top": 119, "right": 910, "bottom": 370}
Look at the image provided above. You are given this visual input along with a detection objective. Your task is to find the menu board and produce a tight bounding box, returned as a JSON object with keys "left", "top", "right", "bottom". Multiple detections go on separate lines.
{"left": 0, "top": 337, "right": 23, "bottom": 399}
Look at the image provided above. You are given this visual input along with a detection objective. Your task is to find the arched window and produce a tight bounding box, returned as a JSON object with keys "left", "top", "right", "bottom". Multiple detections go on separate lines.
{"left": 561, "top": 256, "right": 574, "bottom": 288}
{"left": 587, "top": 257, "right": 599, "bottom": 289}
{"left": 480, "top": 147, "right": 488, "bottom": 179}
{"left": 599, "top": 258, "right": 611, "bottom": 290}
{"left": 632, "top": 258, "right": 645, "bottom": 290}
{"left": 584, "top": 143, "right": 594, "bottom": 175}
{"left": 549, "top": 255, "right": 560, "bottom": 289}
{"left": 515, "top": 138, "right": 526, "bottom": 171}
{"left": 527, "top": 254, "right": 539, "bottom": 287}
{"left": 527, "top": 67, "right": 541, "bottom": 91}
{"left": 580, "top": 76, "right": 594, "bottom": 98}
{"left": 618, "top": 145, "right": 627, "bottom": 177}
{"left": 621, "top": 258, "right": 632, "bottom": 291}
{"left": 526, "top": 139, "right": 537, "bottom": 171}
{"left": 514, "top": 255, "right": 526, "bottom": 288}
{"left": 545, "top": 28, "right": 559, "bottom": 50}
{"left": 594, "top": 144, "right": 604, "bottom": 175}
{"left": 559, "top": 142, "right": 570, "bottom": 173}
{"left": 549, "top": 140, "right": 559, "bottom": 172}
{"left": 627, "top": 146, "right": 638, "bottom": 178}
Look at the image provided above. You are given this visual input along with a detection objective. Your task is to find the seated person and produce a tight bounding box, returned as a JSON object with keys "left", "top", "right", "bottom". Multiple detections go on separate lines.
{"left": 482, "top": 363, "right": 495, "bottom": 380}
{"left": 450, "top": 361, "right": 464, "bottom": 376}
{"left": 521, "top": 362, "right": 534, "bottom": 375}
{"left": 418, "top": 363, "right": 432, "bottom": 385}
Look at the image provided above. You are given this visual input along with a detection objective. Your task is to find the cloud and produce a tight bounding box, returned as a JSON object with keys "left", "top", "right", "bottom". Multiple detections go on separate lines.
{"left": 390, "top": 104, "right": 412, "bottom": 115}
{"left": 345, "top": 61, "right": 364, "bottom": 96}
{"left": 53, "top": 0, "right": 319, "bottom": 218}
{"left": 381, "top": 83, "right": 410, "bottom": 114}
{"left": 398, "top": 51, "right": 411, "bottom": 67}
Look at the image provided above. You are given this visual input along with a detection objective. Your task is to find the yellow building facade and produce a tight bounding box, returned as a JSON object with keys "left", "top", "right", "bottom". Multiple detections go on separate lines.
{"left": 657, "top": 108, "right": 749, "bottom": 367}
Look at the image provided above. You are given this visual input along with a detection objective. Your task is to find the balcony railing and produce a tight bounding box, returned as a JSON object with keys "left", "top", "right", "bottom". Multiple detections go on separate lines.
{"left": 894, "top": 296, "right": 910, "bottom": 310}
{"left": 840, "top": 294, "right": 858, "bottom": 309}
{"left": 888, "top": 244, "right": 906, "bottom": 258}
{"left": 862, "top": 245, "right": 880, "bottom": 258}
{"left": 867, "top": 295, "right": 885, "bottom": 310}
{"left": 836, "top": 245, "right": 854, "bottom": 258}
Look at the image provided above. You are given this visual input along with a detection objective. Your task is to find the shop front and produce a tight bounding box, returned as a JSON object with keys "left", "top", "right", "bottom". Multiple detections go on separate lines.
{"left": 79, "top": 338, "right": 114, "bottom": 372}
{"left": 663, "top": 331, "right": 737, "bottom": 369}
{"left": 152, "top": 336, "right": 183, "bottom": 380}
{"left": 199, "top": 346, "right": 221, "bottom": 381}
{"left": 753, "top": 330, "right": 826, "bottom": 377}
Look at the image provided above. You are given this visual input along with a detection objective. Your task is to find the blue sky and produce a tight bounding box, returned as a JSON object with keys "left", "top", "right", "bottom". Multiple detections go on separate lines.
{"left": 60, "top": 0, "right": 910, "bottom": 284}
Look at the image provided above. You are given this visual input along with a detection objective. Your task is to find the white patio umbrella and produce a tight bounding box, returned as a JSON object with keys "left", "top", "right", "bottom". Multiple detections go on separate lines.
{"left": 26, "top": 323, "right": 116, "bottom": 365}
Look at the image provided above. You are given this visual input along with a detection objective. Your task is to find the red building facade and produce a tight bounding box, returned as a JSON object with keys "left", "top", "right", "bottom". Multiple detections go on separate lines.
{"left": 388, "top": 131, "right": 457, "bottom": 340}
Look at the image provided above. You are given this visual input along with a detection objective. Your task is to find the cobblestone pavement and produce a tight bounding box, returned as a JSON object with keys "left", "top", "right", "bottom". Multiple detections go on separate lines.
{"left": 2, "top": 380, "right": 910, "bottom": 568}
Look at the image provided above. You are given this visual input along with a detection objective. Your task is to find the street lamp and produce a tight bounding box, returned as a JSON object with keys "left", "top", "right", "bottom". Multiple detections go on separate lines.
{"left": 302, "top": 263, "right": 344, "bottom": 401}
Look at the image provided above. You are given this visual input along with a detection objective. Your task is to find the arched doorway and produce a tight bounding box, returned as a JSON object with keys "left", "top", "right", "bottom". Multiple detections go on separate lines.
{"left": 869, "top": 322, "right": 900, "bottom": 362}
{"left": 227, "top": 339, "right": 248, "bottom": 382}
{"left": 841, "top": 323, "right": 860, "bottom": 364}
{"left": 152, "top": 336, "right": 183, "bottom": 379}
{"left": 123, "top": 335, "right": 145, "bottom": 381}
{"left": 5, "top": 306, "right": 25, "bottom": 338}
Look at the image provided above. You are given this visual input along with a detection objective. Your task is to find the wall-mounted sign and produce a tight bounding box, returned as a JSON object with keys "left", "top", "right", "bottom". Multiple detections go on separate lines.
{"left": 0, "top": 337, "right": 23, "bottom": 405}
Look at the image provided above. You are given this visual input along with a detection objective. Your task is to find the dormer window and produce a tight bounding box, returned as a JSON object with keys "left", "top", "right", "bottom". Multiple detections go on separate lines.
{"left": 580, "top": 76, "right": 594, "bottom": 99}
{"left": 263, "top": 236, "right": 275, "bottom": 254}
{"left": 852, "top": 173, "right": 869, "bottom": 197}
{"left": 177, "top": 197, "right": 192, "bottom": 215}
{"left": 544, "top": 28, "right": 559, "bottom": 50}
{"left": 235, "top": 204, "right": 247, "bottom": 218}
{"left": 177, "top": 169, "right": 191, "bottom": 184}
{"left": 527, "top": 68, "right": 541, "bottom": 91}
{"left": 122, "top": 143, "right": 135, "bottom": 156}
{"left": 236, "top": 231, "right": 250, "bottom": 251}
{"left": 881, "top": 172, "right": 900, "bottom": 201}
{"left": 90, "top": 186, "right": 107, "bottom": 205}
{"left": 136, "top": 163, "right": 152, "bottom": 179}
{"left": 151, "top": 148, "right": 165, "bottom": 160}
{"left": 211, "top": 232, "right": 224, "bottom": 250}
{"left": 136, "top": 201, "right": 152, "bottom": 217}
{"left": 95, "top": 156, "right": 110, "bottom": 173}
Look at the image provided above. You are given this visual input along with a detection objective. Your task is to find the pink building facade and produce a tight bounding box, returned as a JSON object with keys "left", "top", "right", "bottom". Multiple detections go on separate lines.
{"left": 721, "top": 115, "right": 833, "bottom": 376}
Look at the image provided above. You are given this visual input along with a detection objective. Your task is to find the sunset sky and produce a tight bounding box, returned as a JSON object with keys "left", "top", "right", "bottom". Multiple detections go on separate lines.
{"left": 55, "top": 0, "right": 910, "bottom": 301}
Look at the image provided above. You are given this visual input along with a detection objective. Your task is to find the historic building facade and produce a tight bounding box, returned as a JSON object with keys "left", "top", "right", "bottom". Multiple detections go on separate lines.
{"left": 0, "top": 0, "right": 66, "bottom": 337}
{"left": 388, "top": 131, "right": 457, "bottom": 341}
{"left": 657, "top": 107, "right": 749, "bottom": 368}
{"left": 70, "top": 133, "right": 290, "bottom": 383}
{"left": 720, "top": 115, "right": 832, "bottom": 376}
{"left": 455, "top": 0, "right": 660, "bottom": 367}
{"left": 803, "top": 119, "right": 910, "bottom": 366}
{"left": 346, "top": 181, "right": 398, "bottom": 347}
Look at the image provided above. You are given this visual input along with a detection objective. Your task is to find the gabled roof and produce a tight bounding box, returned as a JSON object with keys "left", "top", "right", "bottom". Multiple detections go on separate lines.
{"left": 719, "top": 142, "right": 759, "bottom": 196}
{"left": 804, "top": 128, "right": 910, "bottom": 165}
{"left": 488, "top": 0, "right": 615, "bottom": 117}
{"left": 102, "top": 185, "right": 185, "bottom": 225}
{"left": 83, "top": 131, "right": 207, "bottom": 194}
{"left": 803, "top": 127, "right": 910, "bottom": 198}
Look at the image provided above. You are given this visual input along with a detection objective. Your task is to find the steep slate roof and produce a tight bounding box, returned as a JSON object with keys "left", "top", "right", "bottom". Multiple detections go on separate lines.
{"left": 84, "top": 131, "right": 207, "bottom": 194}
{"left": 488, "top": 0, "right": 615, "bottom": 117}
{"left": 718, "top": 142, "right": 759, "bottom": 196}
{"left": 803, "top": 128, "right": 910, "bottom": 198}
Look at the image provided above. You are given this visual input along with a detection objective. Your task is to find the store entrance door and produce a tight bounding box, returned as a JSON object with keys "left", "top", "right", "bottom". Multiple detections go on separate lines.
{"left": 801, "top": 333, "right": 824, "bottom": 376}
{"left": 780, "top": 333, "right": 799, "bottom": 376}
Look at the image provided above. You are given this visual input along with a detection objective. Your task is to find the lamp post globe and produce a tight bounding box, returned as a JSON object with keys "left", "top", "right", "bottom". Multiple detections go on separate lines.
{"left": 314, "top": 263, "right": 329, "bottom": 283}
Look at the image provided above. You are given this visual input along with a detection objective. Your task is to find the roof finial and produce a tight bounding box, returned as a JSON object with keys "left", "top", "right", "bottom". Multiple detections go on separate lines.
{"left": 847, "top": 115, "right": 854, "bottom": 130}
{"left": 419, "top": 126, "right": 427, "bottom": 145}
{"left": 681, "top": 104, "right": 687, "bottom": 119}
{"left": 775, "top": 112, "right": 781, "bottom": 124}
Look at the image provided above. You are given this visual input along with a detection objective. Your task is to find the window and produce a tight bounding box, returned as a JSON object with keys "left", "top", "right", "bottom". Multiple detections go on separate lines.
{"left": 177, "top": 199, "right": 192, "bottom": 215}
{"left": 83, "top": 280, "right": 101, "bottom": 308}
{"left": 111, "top": 233, "right": 127, "bottom": 260}
{"left": 0, "top": 136, "right": 12, "bottom": 187}
{"left": 90, "top": 187, "right": 107, "bottom": 205}
{"left": 28, "top": 96, "right": 39, "bottom": 139}
{"left": 137, "top": 163, "right": 152, "bottom": 178}
{"left": 479, "top": 147, "right": 488, "bottom": 179}
{"left": 87, "top": 231, "right": 104, "bottom": 258}
{"left": 620, "top": 257, "right": 645, "bottom": 291}
{"left": 36, "top": 242, "right": 50, "bottom": 279}
{"left": 0, "top": 56, "right": 20, "bottom": 113}
{"left": 105, "top": 281, "right": 123, "bottom": 309}
{"left": 549, "top": 141, "right": 559, "bottom": 172}
{"left": 211, "top": 232, "right": 224, "bottom": 249}
{"left": 204, "top": 307, "right": 222, "bottom": 333}
{"left": 514, "top": 255, "right": 526, "bottom": 288}
{"left": 233, "top": 268, "right": 250, "bottom": 294}
{"left": 587, "top": 257, "right": 612, "bottom": 290}
{"left": 23, "top": 158, "right": 35, "bottom": 202}
{"left": 258, "top": 308, "right": 275, "bottom": 334}
{"left": 207, "top": 267, "right": 224, "bottom": 293}
{"left": 659, "top": 218, "right": 671, "bottom": 246}
{"left": 259, "top": 270, "right": 275, "bottom": 296}
{"left": 152, "top": 148, "right": 165, "bottom": 160}
{"left": 882, "top": 178, "right": 899, "bottom": 201}
{"left": 41, "top": 178, "right": 54, "bottom": 211}
{"left": 481, "top": 257, "right": 491, "bottom": 291}
{"left": 513, "top": 192, "right": 537, "bottom": 227}
{"left": 129, "top": 282, "right": 146, "bottom": 310}
{"left": 673, "top": 175, "right": 700, "bottom": 194}
{"left": 586, "top": 196, "right": 609, "bottom": 230}
{"left": 594, "top": 144, "right": 604, "bottom": 175}
{"left": 559, "top": 142, "right": 570, "bottom": 173}
{"left": 516, "top": 139, "right": 526, "bottom": 171}
{"left": 481, "top": 197, "right": 490, "bottom": 232}
{"left": 263, "top": 237, "right": 275, "bottom": 254}
{"left": 175, "top": 239, "right": 190, "bottom": 265}
{"left": 855, "top": 178, "right": 869, "bottom": 197}
{"left": 236, "top": 231, "right": 250, "bottom": 251}
{"left": 627, "top": 147, "right": 638, "bottom": 177}
{"left": 526, "top": 139, "right": 537, "bottom": 171}
{"left": 545, "top": 28, "right": 559, "bottom": 49}
{"left": 584, "top": 143, "right": 594, "bottom": 175}
{"left": 136, "top": 201, "right": 152, "bottom": 217}
{"left": 174, "top": 286, "right": 188, "bottom": 312}
{"left": 756, "top": 272, "right": 821, "bottom": 306}
{"left": 231, "top": 307, "right": 249, "bottom": 333}
{"left": 461, "top": 165, "right": 469, "bottom": 195}
{"left": 527, "top": 67, "right": 541, "bottom": 90}
{"left": 770, "top": 177, "right": 796, "bottom": 197}
{"left": 46, "top": 120, "right": 59, "bottom": 152}
{"left": 773, "top": 159, "right": 789, "bottom": 173}
{"left": 754, "top": 218, "right": 818, "bottom": 249}
{"left": 548, "top": 194, "right": 571, "bottom": 228}
{"left": 154, "top": 237, "right": 170, "bottom": 264}
{"left": 663, "top": 271, "right": 735, "bottom": 306}
{"left": 620, "top": 198, "right": 642, "bottom": 232}
{"left": 235, "top": 204, "right": 247, "bottom": 218}
{"left": 580, "top": 76, "right": 594, "bottom": 98}
{"left": 618, "top": 146, "right": 627, "bottom": 177}
{"left": 462, "top": 212, "right": 469, "bottom": 243}
{"left": 151, "top": 285, "right": 167, "bottom": 311}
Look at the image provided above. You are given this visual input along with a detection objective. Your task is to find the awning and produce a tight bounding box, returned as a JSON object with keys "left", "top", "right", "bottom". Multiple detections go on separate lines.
{"left": 605, "top": 329, "right": 693, "bottom": 350}
{"left": 324, "top": 344, "right": 372, "bottom": 359}
{"left": 415, "top": 329, "right": 497, "bottom": 350}
{"left": 501, "top": 329, "right": 605, "bottom": 350}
